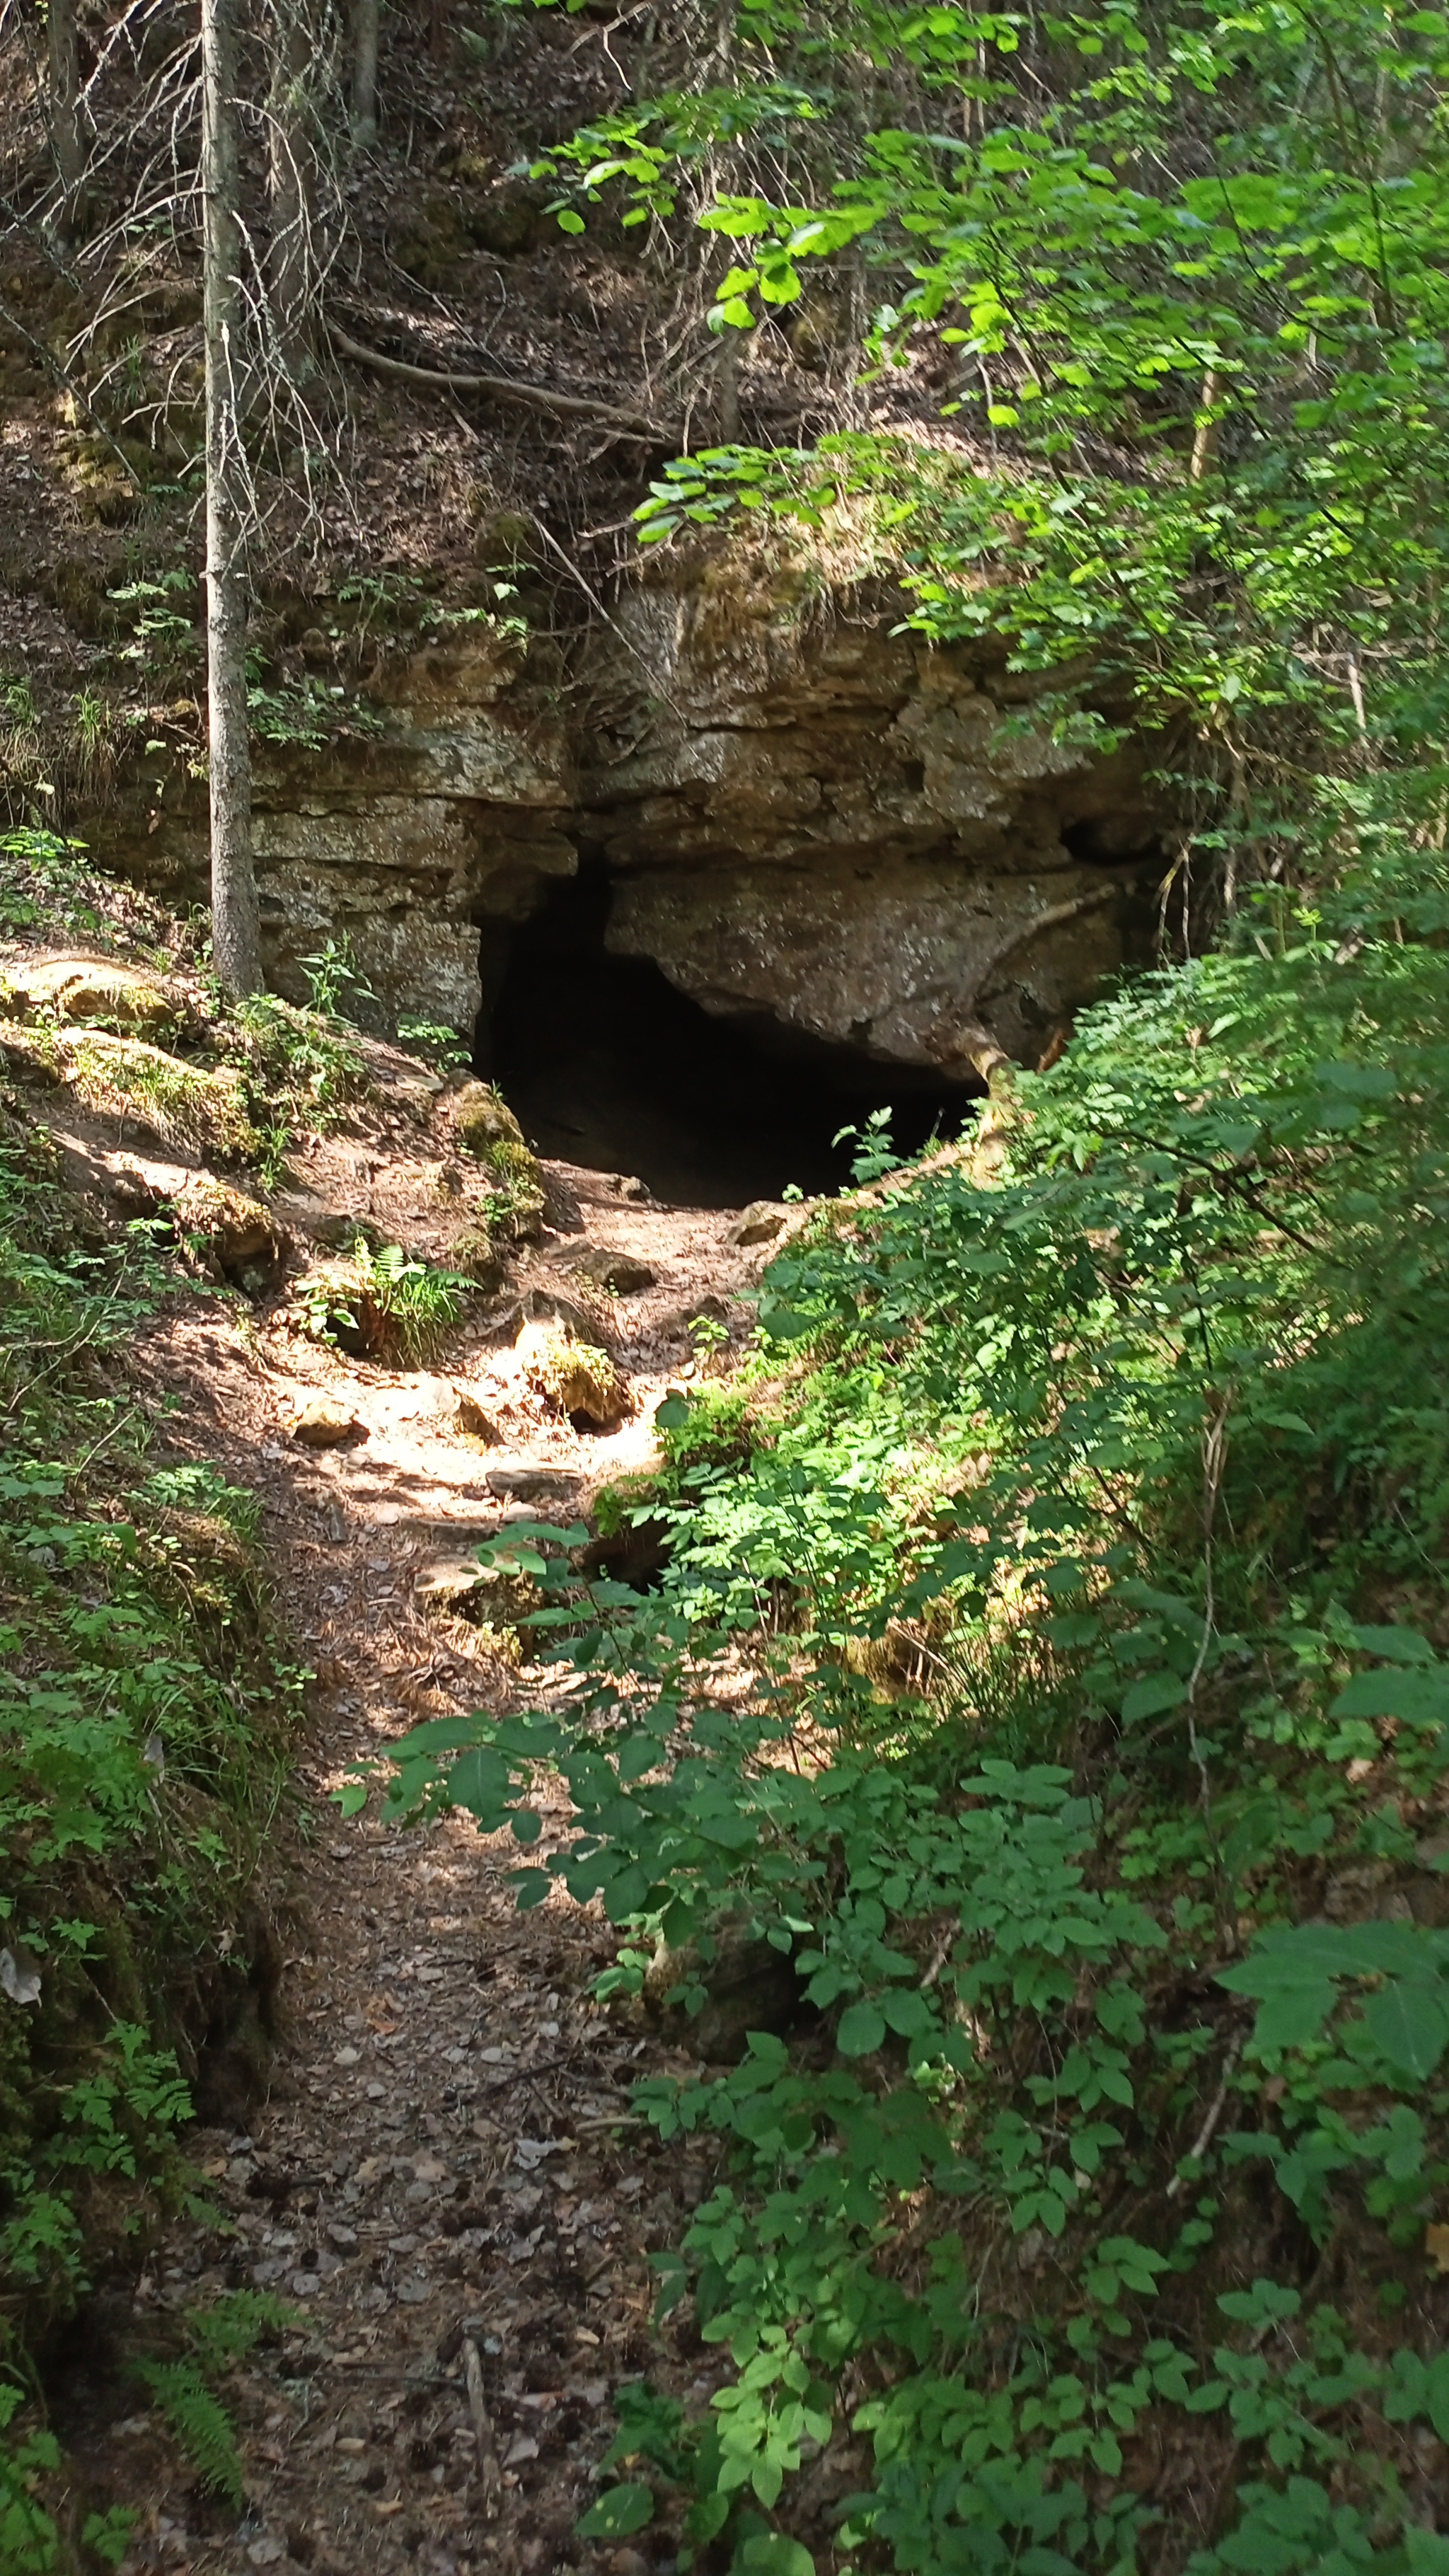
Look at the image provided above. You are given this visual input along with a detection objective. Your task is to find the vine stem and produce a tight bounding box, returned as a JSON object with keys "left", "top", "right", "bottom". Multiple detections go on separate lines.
{"left": 1186, "top": 1389, "right": 1234, "bottom": 1941}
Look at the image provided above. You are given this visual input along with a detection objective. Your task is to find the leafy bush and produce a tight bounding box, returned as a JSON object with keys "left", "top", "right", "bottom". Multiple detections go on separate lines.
{"left": 369, "top": 832, "right": 1449, "bottom": 2572}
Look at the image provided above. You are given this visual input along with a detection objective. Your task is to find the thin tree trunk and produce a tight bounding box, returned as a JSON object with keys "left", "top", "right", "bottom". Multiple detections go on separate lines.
{"left": 47, "top": 0, "right": 82, "bottom": 232}
{"left": 715, "top": 326, "right": 740, "bottom": 441}
{"left": 351, "top": 0, "right": 378, "bottom": 146}
{"left": 1189, "top": 364, "right": 1220, "bottom": 480}
{"left": 201, "top": 0, "right": 262, "bottom": 996}
{"left": 268, "top": 0, "right": 316, "bottom": 382}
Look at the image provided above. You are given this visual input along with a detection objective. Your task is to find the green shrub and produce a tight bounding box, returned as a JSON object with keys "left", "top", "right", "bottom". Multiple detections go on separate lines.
{"left": 370, "top": 833, "right": 1449, "bottom": 2574}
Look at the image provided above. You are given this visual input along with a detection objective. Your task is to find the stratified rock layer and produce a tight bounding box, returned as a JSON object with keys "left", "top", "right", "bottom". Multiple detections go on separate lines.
{"left": 107, "top": 549, "right": 1169, "bottom": 1075}
{"left": 577, "top": 554, "right": 1165, "bottom": 1071}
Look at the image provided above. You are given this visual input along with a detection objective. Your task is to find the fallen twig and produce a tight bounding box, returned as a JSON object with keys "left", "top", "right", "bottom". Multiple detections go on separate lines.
{"left": 328, "top": 322, "right": 671, "bottom": 440}
{"left": 1165, "top": 2038, "right": 1242, "bottom": 2197}
{"left": 462, "top": 2335, "right": 503, "bottom": 2520}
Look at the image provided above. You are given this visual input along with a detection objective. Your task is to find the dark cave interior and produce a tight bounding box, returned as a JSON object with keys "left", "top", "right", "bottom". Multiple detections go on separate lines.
{"left": 479, "top": 865, "right": 977, "bottom": 1208}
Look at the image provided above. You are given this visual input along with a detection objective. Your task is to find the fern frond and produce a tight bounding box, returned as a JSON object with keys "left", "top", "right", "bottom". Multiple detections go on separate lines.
{"left": 184, "top": 2287, "right": 299, "bottom": 2375}
{"left": 135, "top": 2360, "right": 243, "bottom": 2504}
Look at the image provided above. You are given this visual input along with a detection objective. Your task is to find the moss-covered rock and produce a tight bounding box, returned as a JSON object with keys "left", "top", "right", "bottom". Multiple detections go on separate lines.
{"left": 516, "top": 1318, "right": 629, "bottom": 1427}
{"left": 0, "top": 954, "right": 184, "bottom": 1038}
{"left": 481, "top": 1135, "right": 545, "bottom": 1242}
{"left": 451, "top": 1080, "right": 525, "bottom": 1156}
{"left": 0, "top": 1021, "right": 260, "bottom": 1162}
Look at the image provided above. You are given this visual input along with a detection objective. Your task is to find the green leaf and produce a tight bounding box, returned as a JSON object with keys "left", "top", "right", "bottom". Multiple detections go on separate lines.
{"left": 836, "top": 2000, "right": 887, "bottom": 2057}
{"left": 446, "top": 1749, "right": 513, "bottom": 1823}
{"left": 1314, "top": 1059, "right": 1397, "bottom": 1097}
{"left": 738, "top": 2538, "right": 816, "bottom": 2576}
{"left": 576, "top": 2484, "right": 655, "bottom": 2539}
{"left": 1121, "top": 1671, "right": 1187, "bottom": 1723}
{"left": 881, "top": 1988, "right": 937, "bottom": 2038}
{"left": 1425, "top": 2352, "right": 1449, "bottom": 2443}
{"left": 1331, "top": 1670, "right": 1449, "bottom": 1727}
{"left": 1361, "top": 1979, "right": 1449, "bottom": 2079}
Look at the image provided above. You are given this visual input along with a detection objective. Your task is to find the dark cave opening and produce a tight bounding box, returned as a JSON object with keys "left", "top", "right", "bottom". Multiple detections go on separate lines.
{"left": 480, "top": 865, "right": 978, "bottom": 1209}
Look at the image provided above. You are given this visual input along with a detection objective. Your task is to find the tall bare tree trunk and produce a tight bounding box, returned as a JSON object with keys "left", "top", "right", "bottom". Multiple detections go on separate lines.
{"left": 268, "top": 0, "right": 316, "bottom": 381}
{"left": 201, "top": 0, "right": 262, "bottom": 996}
{"left": 351, "top": 0, "right": 378, "bottom": 146}
{"left": 47, "top": 0, "right": 82, "bottom": 232}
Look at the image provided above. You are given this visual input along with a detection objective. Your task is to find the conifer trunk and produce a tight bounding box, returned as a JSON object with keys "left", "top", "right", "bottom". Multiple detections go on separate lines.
{"left": 47, "top": 0, "right": 83, "bottom": 231}
{"left": 201, "top": 0, "right": 262, "bottom": 995}
{"left": 268, "top": 0, "right": 316, "bottom": 382}
{"left": 351, "top": 0, "right": 379, "bottom": 146}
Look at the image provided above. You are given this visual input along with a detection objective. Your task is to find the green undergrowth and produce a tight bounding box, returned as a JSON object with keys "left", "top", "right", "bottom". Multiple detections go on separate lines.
{"left": 0, "top": 1073, "right": 296, "bottom": 2565}
{"left": 1, "top": 831, "right": 371, "bottom": 1184}
{"left": 297, "top": 1231, "right": 472, "bottom": 1362}
{"left": 370, "top": 813, "right": 1449, "bottom": 2575}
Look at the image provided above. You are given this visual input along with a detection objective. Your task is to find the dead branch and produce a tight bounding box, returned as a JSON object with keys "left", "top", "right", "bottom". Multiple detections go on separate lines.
{"left": 327, "top": 320, "right": 672, "bottom": 438}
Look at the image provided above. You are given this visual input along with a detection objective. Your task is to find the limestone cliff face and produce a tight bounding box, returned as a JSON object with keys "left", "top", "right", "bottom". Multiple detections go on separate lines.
{"left": 109, "top": 551, "right": 1167, "bottom": 1070}
{"left": 575, "top": 555, "right": 1165, "bottom": 1070}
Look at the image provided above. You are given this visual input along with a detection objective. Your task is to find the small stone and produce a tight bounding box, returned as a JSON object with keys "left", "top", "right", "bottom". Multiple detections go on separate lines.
{"left": 504, "top": 2432, "right": 539, "bottom": 2466}
{"left": 485, "top": 1464, "right": 582, "bottom": 1501}
{"left": 291, "top": 1394, "right": 360, "bottom": 1448}
{"left": 726, "top": 1201, "right": 786, "bottom": 1249}
{"left": 334, "top": 2046, "right": 360, "bottom": 2068}
{"left": 327, "top": 2222, "right": 359, "bottom": 2250}
{"left": 567, "top": 1247, "right": 655, "bottom": 1295}
{"left": 613, "top": 1174, "right": 650, "bottom": 1202}
{"left": 452, "top": 1388, "right": 502, "bottom": 1441}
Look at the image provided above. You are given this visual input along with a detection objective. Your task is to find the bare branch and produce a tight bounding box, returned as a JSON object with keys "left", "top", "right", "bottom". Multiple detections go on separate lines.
{"left": 326, "top": 320, "right": 673, "bottom": 439}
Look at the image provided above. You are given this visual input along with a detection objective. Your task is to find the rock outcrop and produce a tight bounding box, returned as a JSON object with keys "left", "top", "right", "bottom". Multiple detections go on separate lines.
{"left": 106, "top": 548, "right": 1170, "bottom": 1079}
{"left": 576, "top": 554, "right": 1165, "bottom": 1073}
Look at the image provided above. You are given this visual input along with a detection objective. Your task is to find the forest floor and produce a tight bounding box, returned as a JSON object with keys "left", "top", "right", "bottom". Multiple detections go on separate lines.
{"left": 28, "top": 1050, "right": 780, "bottom": 2576}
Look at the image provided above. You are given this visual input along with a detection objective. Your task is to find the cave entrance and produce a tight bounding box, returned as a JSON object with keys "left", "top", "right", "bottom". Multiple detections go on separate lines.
{"left": 482, "top": 866, "right": 976, "bottom": 1208}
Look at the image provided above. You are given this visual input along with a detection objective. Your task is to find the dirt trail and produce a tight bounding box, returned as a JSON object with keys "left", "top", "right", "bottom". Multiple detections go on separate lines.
{"left": 67, "top": 1143, "right": 777, "bottom": 2576}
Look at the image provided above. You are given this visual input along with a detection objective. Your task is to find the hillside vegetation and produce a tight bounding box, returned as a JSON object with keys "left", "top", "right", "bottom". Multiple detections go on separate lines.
{"left": 8, "top": 0, "right": 1449, "bottom": 2569}
{"left": 374, "top": 5, "right": 1449, "bottom": 2573}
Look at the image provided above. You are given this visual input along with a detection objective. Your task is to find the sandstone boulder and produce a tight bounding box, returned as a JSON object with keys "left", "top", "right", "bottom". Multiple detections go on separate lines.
{"left": 291, "top": 1393, "right": 360, "bottom": 1448}
{"left": 175, "top": 1176, "right": 287, "bottom": 1292}
{"left": 509, "top": 1286, "right": 605, "bottom": 1346}
{"left": 451, "top": 1389, "right": 502, "bottom": 1441}
{"left": 1, "top": 954, "right": 181, "bottom": 1036}
{"left": 485, "top": 1462, "right": 582, "bottom": 1501}
{"left": 566, "top": 1246, "right": 655, "bottom": 1295}
{"left": 0, "top": 1022, "right": 258, "bottom": 1161}
{"left": 726, "top": 1203, "right": 785, "bottom": 1250}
